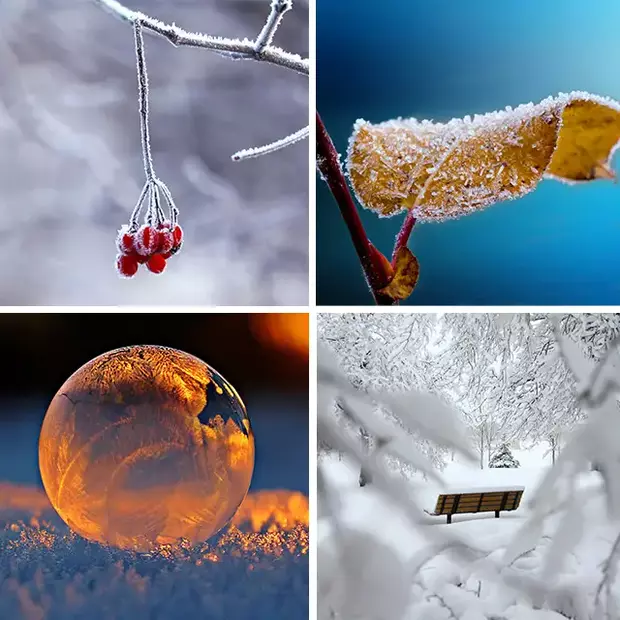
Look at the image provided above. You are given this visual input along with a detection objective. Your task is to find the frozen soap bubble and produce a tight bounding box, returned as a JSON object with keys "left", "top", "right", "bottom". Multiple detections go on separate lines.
{"left": 38, "top": 345, "right": 254, "bottom": 551}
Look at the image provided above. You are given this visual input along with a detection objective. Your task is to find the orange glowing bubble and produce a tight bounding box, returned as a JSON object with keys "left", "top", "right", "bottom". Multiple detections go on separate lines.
{"left": 38, "top": 345, "right": 255, "bottom": 551}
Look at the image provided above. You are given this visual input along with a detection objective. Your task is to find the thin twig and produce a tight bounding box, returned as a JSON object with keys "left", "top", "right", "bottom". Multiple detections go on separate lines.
{"left": 316, "top": 112, "right": 394, "bottom": 305}
{"left": 92, "top": 0, "right": 309, "bottom": 75}
{"left": 392, "top": 210, "right": 416, "bottom": 265}
{"left": 133, "top": 22, "right": 154, "bottom": 181}
{"left": 232, "top": 125, "right": 309, "bottom": 161}
{"left": 255, "top": 0, "right": 291, "bottom": 53}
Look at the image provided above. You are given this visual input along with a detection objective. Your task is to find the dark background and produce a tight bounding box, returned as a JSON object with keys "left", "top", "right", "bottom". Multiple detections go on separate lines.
{"left": 0, "top": 0, "right": 308, "bottom": 305}
{"left": 317, "top": 0, "right": 620, "bottom": 305}
{"left": 0, "top": 313, "right": 309, "bottom": 494}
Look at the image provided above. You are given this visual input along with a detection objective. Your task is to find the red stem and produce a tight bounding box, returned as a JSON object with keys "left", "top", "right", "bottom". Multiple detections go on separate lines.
{"left": 392, "top": 210, "right": 417, "bottom": 265}
{"left": 316, "top": 112, "right": 394, "bottom": 305}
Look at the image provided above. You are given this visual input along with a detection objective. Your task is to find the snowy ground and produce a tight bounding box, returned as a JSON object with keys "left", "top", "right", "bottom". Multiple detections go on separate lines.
{"left": 320, "top": 446, "right": 618, "bottom": 619}
{"left": 0, "top": 485, "right": 308, "bottom": 620}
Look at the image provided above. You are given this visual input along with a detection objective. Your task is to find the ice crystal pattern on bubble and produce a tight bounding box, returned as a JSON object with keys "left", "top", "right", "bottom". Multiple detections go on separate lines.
{"left": 39, "top": 345, "right": 254, "bottom": 551}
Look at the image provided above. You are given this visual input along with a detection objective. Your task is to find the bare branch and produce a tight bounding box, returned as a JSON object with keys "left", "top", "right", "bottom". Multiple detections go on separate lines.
{"left": 232, "top": 125, "right": 309, "bottom": 161}
{"left": 91, "top": 0, "right": 309, "bottom": 75}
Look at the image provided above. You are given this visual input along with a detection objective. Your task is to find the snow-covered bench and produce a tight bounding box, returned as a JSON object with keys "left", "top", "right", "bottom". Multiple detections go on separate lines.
{"left": 427, "top": 486, "right": 525, "bottom": 524}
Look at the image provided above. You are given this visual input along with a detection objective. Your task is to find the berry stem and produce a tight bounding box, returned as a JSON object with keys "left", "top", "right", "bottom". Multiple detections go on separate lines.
{"left": 134, "top": 22, "right": 155, "bottom": 182}
{"left": 154, "top": 179, "right": 179, "bottom": 226}
{"left": 129, "top": 181, "right": 149, "bottom": 230}
{"left": 315, "top": 112, "right": 394, "bottom": 305}
{"left": 392, "top": 210, "right": 416, "bottom": 265}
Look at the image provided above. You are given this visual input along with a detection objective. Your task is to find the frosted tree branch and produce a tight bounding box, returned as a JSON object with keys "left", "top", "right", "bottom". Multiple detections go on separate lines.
{"left": 255, "top": 0, "right": 292, "bottom": 53}
{"left": 91, "top": 0, "right": 308, "bottom": 74}
{"left": 232, "top": 126, "right": 309, "bottom": 161}
{"left": 92, "top": 0, "right": 309, "bottom": 161}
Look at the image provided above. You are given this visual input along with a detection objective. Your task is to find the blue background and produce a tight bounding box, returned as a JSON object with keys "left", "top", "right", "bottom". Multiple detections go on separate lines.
{"left": 317, "top": 0, "right": 620, "bottom": 305}
{"left": 0, "top": 397, "right": 308, "bottom": 495}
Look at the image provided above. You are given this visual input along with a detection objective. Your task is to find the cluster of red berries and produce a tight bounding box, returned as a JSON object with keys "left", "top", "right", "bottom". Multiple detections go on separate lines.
{"left": 115, "top": 222, "right": 183, "bottom": 278}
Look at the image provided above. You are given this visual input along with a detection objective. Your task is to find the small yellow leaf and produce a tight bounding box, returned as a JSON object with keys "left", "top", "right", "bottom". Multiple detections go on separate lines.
{"left": 378, "top": 247, "right": 419, "bottom": 301}
{"left": 347, "top": 92, "right": 620, "bottom": 220}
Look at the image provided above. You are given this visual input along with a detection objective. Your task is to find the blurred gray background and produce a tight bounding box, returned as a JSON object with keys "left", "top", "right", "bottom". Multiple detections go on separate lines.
{"left": 0, "top": 0, "right": 308, "bottom": 305}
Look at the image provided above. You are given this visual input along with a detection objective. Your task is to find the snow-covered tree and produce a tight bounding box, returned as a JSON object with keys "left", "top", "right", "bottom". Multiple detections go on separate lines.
{"left": 319, "top": 313, "right": 620, "bottom": 473}
{"left": 489, "top": 442, "right": 520, "bottom": 468}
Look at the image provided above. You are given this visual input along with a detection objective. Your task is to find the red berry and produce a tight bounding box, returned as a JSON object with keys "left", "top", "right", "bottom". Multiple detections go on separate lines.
{"left": 157, "top": 229, "right": 174, "bottom": 254}
{"left": 135, "top": 224, "right": 158, "bottom": 256}
{"left": 116, "top": 227, "right": 135, "bottom": 255}
{"left": 172, "top": 224, "right": 183, "bottom": 248}
{"left": 116, "top": 254, "right": 138, "bottom": 278}
{"left": 147, "top": 254, "right": 167, "bottom": 274}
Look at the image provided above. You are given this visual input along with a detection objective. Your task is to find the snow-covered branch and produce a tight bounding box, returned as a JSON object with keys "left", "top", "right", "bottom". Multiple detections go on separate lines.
{"left": 595, "top": 532, "right": 620, "bottom": 618}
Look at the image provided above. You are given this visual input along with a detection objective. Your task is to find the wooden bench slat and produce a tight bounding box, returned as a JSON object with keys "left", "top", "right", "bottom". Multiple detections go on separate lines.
{"left": 438, "top": 497, "right": 516, "bottom": 510}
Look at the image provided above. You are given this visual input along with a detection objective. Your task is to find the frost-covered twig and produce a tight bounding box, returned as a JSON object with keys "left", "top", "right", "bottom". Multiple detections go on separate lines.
{"left": 232, "top": 125, "right": 309, "bottom": 161}
{"left": 92, "top": 0, "right": 308, "bottom": 74}
{"left": 125, "top": 24, "right": 177, "bottom": 232}
{"left": 133, "top": 22, "right": 154, "bottom": 182}
{"left": 392, "top": 210, "right": 416, "bottom": 265}
{"left": 92, "top": 0, "right": 309, "bottom": 162}
{"left": 316, "top": 113, "right": 394, "bottom": 305}
{"left": 255, "top": 0, "right": 291, "bottom": 53}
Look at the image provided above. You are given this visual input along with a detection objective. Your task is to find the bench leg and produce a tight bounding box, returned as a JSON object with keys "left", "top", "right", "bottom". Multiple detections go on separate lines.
{"left": 447, "top": 514, "right": 452, "bottom": 524}
{"left": 495, "top": 510, "right": 500, "bottom": 518}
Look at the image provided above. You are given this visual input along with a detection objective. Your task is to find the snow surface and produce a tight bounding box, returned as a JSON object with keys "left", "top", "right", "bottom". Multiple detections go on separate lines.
{"left": 0, "top": 487, "right": 308, "bottom": 620}
{"left": 320, "top": 445, "right": 616, "bottom": 619}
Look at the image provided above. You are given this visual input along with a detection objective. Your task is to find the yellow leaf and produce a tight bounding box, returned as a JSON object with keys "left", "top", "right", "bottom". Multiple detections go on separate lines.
{"left": 347, "top": 92, "right": 620, "bottom": 220}
{"left": 378, "top": 247, "right": 419, "bottom": 301}
{"left": 547, "top": 98, "right": 620, "bottom": 181}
